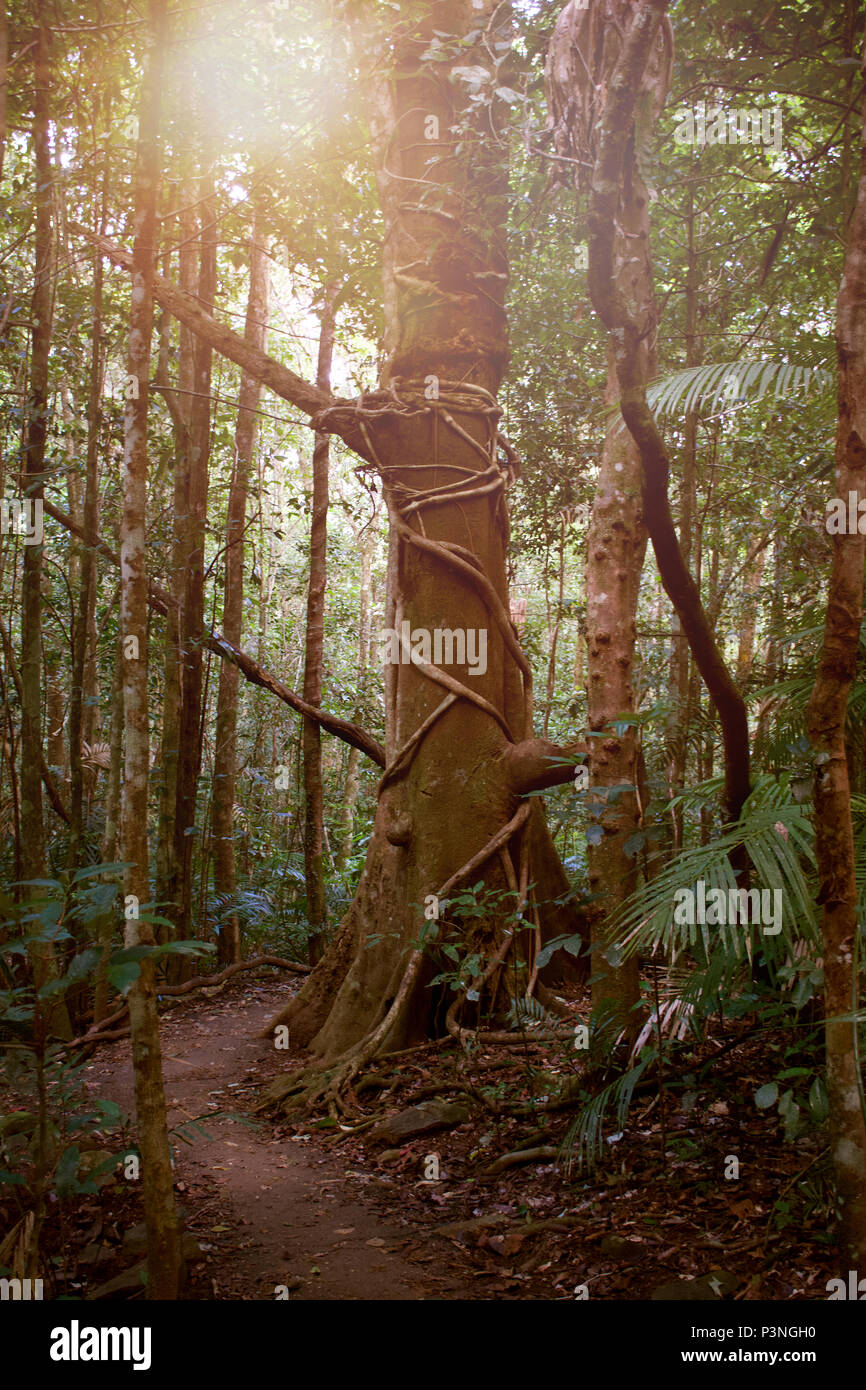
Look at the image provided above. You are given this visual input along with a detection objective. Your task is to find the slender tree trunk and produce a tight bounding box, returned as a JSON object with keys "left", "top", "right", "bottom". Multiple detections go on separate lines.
{"left": 213, "top": 213, "right": 269, "bottom": 964}
{"left": 102, "top": 635, "right": 124, "bottom": 867}
{"left": 542, "top": 517, "right": 566, "bottom": 739}
{"left": 156, "top": 198, "right": 195, "bottom": 938}
{"left": 303, "top": 287, "right": 337, "bottom": 964}
{"left": 119, "top": 0, "right": 181, "bottom": 1299}
{"left": 172, "top": 173, "right": 215, "bottom": 953}
{"left": 45, "top": 677, "right": 65, "bottom": 777}
{"left": 666, "top": 190, "right": 699, "bottom": 848}
{"left": 754, "top": 537, "right": 785, "bottom": 757}
{"left": 21, "top": 12, "right": 70, "bottom": 1039}
{"left": 735, "top": 545, "right": 766, "bottom": 685}
{"left": 546, "top": 0, "right": 665, "bottom": 1036}
{"left": 806, "top": 78, "right": 866, "bottom": 1271}
{"left": 585, "top": 346, "right": 648, "bottom": 1036}
{"left": 69, "top": 233, "right": 104, "bottom": 863}
{"left": 20, "top": 14, "right": 51, "bottom": 890}
{"left": 337, "top": 533, "right": 373, "bottom": 873}
{"left": 94, "top": 638, "right": 123, "bottom": 1026}
{"left": 0, "top": 3, "right": 6, "bottom": 183}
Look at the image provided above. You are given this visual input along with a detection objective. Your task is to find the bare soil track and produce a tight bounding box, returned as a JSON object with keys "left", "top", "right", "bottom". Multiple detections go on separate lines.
{"left": 87, "top": 974, "right": 473, "bottom": 1300}
{"left": 80, "top": 968, "right": 839, "bottom": 1304}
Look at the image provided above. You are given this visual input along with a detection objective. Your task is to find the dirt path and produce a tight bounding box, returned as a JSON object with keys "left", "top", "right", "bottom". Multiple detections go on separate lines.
{"left": 86, "top": 974, "right": 471, "bottom": 1301}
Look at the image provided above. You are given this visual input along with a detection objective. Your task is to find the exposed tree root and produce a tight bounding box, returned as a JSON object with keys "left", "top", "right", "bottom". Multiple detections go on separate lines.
{"left": 259, "top": 382, "right": 583, "bottom": 1116}
{"left": 67, "top": 955, "right": 307, "bottom": 1052}
{"left": 483, "top": 1145, "right": 560, "bottom": 1175}
{"left": 262, "top": 806, "right": 537, "bottom": 1117}
{"left": 261, "top": 948, "right": 428, "bottom": 1117}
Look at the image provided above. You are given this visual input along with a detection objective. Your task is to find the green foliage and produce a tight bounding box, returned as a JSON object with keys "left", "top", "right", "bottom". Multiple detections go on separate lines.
{"left": 612, "top": 775, "right": 820, "bottom": 975}
{"left": 0, "top": 1043, "right": 131, "bottom": 1207}
{"left": 562, "top": 1053, "right": 652, "bottom": 1172}
{"left": 639, "top": 359, "right": 833, "bottom": 422}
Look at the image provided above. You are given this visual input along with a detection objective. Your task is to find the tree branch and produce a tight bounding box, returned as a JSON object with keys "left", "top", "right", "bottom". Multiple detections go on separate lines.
{"left": 71, "top": 224, "right": 376, "bottom": 463}
{"left": 504, "top": 737, "right": 586, "bottom": 795}
{"left": 41, "top": 499, "right": 385, "bottom": 768}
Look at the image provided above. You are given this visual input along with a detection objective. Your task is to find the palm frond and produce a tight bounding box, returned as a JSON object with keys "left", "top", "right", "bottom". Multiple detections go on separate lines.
{"left": 561, "top": 1056, "right": 652, "bottom": 1171}
{"left": 81, "top": 741, "right": 112, "bottom": 772}
{"left": 609, "top": 360, "right": 833, "bottom": 429}
{"left": 506, "top": 993, "right": 563, "bottom": 1034}
{"left": 614, "top": 776, "right": 819, "bottom": 968}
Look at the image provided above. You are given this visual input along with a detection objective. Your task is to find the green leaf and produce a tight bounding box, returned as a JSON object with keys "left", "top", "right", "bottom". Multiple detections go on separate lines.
{"left": 107, "top": 961, "right": 141, "bottom": 995}
{"left": 754, "top": 1082, "right": 779, "bottom": 1109}
{"left": 151, "top": 940, "right": 215, "bottom": 958}
{"left": 93, "top": 1097, "right": 125, "bottom": 1127}
{"left": 71, "top": 862, "right": 129, "bottom": 883}
{"left": 55, "top": 1144, "right": 82, "bottom": 1198}
{"left": 111, "top": 945, "right": 154, "bottom": 961}
{"left": 64, "top": 949, "right": 103, "bottom": 984}
{"left": 535, "top": 934, "right": 572, "bottom": 969}
{"left": 636, "top": 359, "right": 833, "bottom": 425}
{"left": 808, "top": 1076, "right": 829, "bottom": 1122}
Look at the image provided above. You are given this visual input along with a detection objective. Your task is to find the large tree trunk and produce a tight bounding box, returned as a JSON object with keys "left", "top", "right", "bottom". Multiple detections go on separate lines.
{"left": 264, "top": 1, "right": 584, "bottom": 1096}
{"left": 806, "top": 79, "right": 866, "bottom": 1271}
{"left": 212, "top": 213, "right": 269, "bottom": 965}
{"left": 119, "top": 0, "right": 181, "bottom": 1300}
{"left": 303, "top": 286, "right": 337, "bottom": 964}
